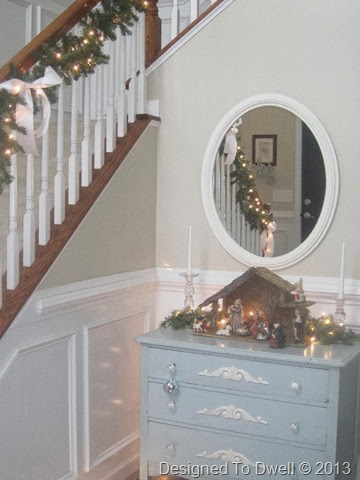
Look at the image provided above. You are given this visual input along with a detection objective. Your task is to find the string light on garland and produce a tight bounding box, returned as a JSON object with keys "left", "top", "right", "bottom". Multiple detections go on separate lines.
{"left": 305, "top": 313, "right": 358, "bottom": 345}
{"left": 228, "top": 139, "right": 274, "bottom": 231}
{"left": 0, "top": 0, "right": 145, "bottom": 194}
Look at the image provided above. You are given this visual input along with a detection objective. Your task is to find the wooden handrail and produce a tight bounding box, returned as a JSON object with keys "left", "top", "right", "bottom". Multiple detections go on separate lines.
{"left": 0, "top": 0, "right": 101, "bottom": 82}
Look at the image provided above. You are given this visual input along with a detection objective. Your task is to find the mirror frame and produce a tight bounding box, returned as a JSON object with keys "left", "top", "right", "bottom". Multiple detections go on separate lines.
{"left": 201, "top": 93, "right": 339, "bottom": 269}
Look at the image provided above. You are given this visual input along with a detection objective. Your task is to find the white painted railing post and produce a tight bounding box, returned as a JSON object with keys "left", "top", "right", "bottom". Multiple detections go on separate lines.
{"left": 68, "top": 78, "right": 80, "bottom": 204}
{"left": 7, "top": 154, "right": 19, "bottom": 289}
{"left": 106, "top": 40, "right": 117, "bottom": 152}
{"left": 23, "top": 153, "right": 35, "bottom": 266}
{"left": 137, "top": 13, "right": 146, "bottom": 115}
{"left": 54, "top": 83, "right": 66, "bottom": 224}
{"left": 171, "top": 0, "right": 179, "bottom": 40}
{"left": 128, "top": 23, "right": 137, "bottom": 123}
{"left": 81, "top": 76, "right": 92, "bottom": 186}
{"left": 116, "top": 33, "right": 127, "bottom": 137}
{"left": 190, "top": 0, "right": 199, "bottom": 23}
{"left": 0, "top": 256, "right": 2, "bottom": 308}
{"left": 39, "top": 129, "right": 50, "bottom": 245}
{"left": 94, "top": 65, "right": 105, "bottom": 168}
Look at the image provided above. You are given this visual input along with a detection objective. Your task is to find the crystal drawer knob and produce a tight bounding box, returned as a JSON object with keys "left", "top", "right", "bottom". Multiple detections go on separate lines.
{"left": 289, "top": 420, "right": 298, "bottom": 432}
{"left": 167, "top": 363, "right": 176, "bottom": 374}
{"left": 290, "top": 380, "right": 301, "bottom": 392}
{"left": 167, "top": 443, "right": 176, "bottom": 455}
{"left": 163, "top": 378, "right": 177, "bottom": 394}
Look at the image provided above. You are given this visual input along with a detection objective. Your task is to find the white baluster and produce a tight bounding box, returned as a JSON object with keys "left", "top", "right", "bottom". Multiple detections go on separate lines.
{"left": 231, "top": 176, "right": 236, "bottom": 238}
{"left": 226, "top": 165, "right": 231, "bottom": 231}
{"left": 137, "top": 14, "right": 146, "bottom": 115}
{"left": 106, "top": 40, "right": 117, "bottom": 152}
{"left": 7, "top": 154, "right": 19, "bottom": 289}
{"left": 81, "top": 76, "right": 92, "bottom": 186}
{"left": 39, "top": 129, "right": 50, "bottom": 245}
{"left": 116, "top": 33, "right": 127, "bottom": 137}
{"left": 214, "top": 152, "right": 221, "bottom": 209}
{"left": 94, "top": 65, "right": 105, "bottom": 168}
{"left": 23, "top": 153, "right": 35, "bottom": 266}
{"left": 0, "top": 256, "right": 2, "bottom": 308}
{"left": 171, "top": 0, "right": 179, "bottom": 40}
{"left": 220, "top": 156, "right": 225, "bottom": 222}
{"left": 128, "top": 23, "right": 137, "bottom": 123}
{"left": 68, "top": 78, "right": 79, "bottom": 204}
{"left": 25, "top": 5, "right": 33, "bottom": 43}
{"left": 190, "top": 0, "right": 199, "bottom": 23}
{"left": 54, "top": 83, "right": 66, "bottom": 224}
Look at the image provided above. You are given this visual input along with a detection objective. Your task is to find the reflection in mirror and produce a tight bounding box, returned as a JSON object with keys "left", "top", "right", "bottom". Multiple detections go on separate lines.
{"left": 201, "top": 94, "right": 339, "bottom": 269}
{"left": 214, "top": 106, "right": 326, "bottom": 257}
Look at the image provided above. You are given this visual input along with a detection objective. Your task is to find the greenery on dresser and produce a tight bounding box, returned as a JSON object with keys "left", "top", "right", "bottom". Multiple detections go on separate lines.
{"left": 0, "top": 0, "right": 144, "bottom": 193}
{"left": 305, "top": 315, "right": 359, "bottom": 345}
{"left": 160, "top": 308, "right": 204, "bottom": 330}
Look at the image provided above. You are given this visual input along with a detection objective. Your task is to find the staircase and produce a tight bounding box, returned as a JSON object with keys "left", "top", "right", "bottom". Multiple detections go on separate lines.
{"left": 0, "top": 0, "right": 229, "bottom": 339}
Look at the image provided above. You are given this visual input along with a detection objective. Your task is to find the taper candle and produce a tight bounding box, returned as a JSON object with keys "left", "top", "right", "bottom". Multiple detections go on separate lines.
{"left": 187, "top": 225, "right": 192, "bottom": 275}
{"left": 338, "top": 241, "right": 345, "bottom": 300}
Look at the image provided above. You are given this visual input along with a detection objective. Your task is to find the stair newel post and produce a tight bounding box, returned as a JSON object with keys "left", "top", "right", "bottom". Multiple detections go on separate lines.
{"left": 7, "top": 153, "right": 19, "bottom": 289}
{"left": 94, "top": 64, "right": 105, "bottom": 168}
{"left": 81, "top": 75, "right": 92, "bottom": 186}
{"left": 39, "top": 128, "right": 50, "bottom": 245}
{"left": 171, "top": 0, "right": 179, "bottom": 40}
{"left": 137, "top": 12, "right": 146, "bottom": 115}
{"left": 106, "top": 39, "right": 117, "bottom": 152}
{"left": 23, "top": 153, "right": 35, "bottom": 266}
{"left": 128, "top": 22, "right": 138, "bottom": 123}
{"left": 116, "top": 32, "right": 127, "bottom": 137}
{"left": 54, "top": 83, "right": 65, "bottom": 224}
{"left": 145, "top": 0, "right": 161, "bottom": 65}
{"left": 68, "top": 78, "right": 80, "bottom": 204}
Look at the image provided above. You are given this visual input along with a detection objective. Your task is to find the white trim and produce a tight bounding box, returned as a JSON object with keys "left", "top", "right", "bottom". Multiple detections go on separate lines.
{"left": 201, "top": 93, "right": 339, "bottom": 270}
{"left": 157, "top": 266, "right": 360, "bottom": 297}
{"left": 36, "top": 268, "right": 158, "bottom": 317}
{"left": 146, "top": 0, "right": 236, "bottom": 75}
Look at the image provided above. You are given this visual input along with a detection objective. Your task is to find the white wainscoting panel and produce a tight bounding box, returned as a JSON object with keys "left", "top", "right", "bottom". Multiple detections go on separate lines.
{"left": 0, "top": 334, "right": 77, "bottom": 480}
{"left": 83, "top": 311, "right": 147, "bottom": 471}
{"left": 0, "top": 269, "right": 157, "bottom": 480}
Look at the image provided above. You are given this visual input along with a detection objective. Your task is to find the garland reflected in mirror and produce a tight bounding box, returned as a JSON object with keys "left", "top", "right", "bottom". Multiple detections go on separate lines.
{"left": 201, "top": 94, "right": 339, "bottom": 269}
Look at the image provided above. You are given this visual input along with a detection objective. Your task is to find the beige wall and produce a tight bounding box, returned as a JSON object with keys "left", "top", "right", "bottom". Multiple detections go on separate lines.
{"left": 148, "top": 0, "right": 360, "bottom": 280}
{"left": 239, "top": 106, "right": 296, "bottom": 212}
{"left": 39, "top": 124, "right": 158, "bottom": 289}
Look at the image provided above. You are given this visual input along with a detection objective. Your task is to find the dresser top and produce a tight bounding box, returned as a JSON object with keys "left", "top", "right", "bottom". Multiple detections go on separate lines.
{"left": 135, "top": 328, "right": 360, "bottom": 368}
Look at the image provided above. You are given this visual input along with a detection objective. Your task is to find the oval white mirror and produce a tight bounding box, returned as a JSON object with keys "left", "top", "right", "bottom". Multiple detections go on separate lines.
{"left": 201, "top": 94, "right": 339, "bottom": 269}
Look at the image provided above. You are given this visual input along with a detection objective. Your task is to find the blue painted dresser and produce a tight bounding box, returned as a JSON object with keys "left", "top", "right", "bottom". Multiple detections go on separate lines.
{"left": 135, "top": 328, "right": 360, "bottom": 479}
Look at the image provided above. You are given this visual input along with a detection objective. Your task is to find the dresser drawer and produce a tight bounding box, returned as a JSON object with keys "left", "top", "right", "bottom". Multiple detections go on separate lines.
{"left": 147, "top": 421, "right": 326, "bottom": 479}
{"left": 148, "top": 347, "right": 329, "bottom": 402}
{"left": 148, "top": 382, "right": 327, "bottom": 446}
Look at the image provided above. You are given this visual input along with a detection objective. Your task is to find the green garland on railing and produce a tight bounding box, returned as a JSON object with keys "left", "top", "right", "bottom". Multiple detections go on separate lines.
{"left": 0, "top": 0, "right": 145, "bottom": 193}
{"left": 225, "top": 137, "right": 273, "bottom": 231}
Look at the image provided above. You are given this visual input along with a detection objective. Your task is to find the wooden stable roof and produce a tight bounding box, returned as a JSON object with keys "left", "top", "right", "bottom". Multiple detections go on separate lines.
{"left": 198, "top": 267, "right": 295, "bottom": 308}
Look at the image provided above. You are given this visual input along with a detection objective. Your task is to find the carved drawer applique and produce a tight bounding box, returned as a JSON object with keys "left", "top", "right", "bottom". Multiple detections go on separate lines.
{"left": 197, "top": 365, "right": 269, "bottom": 385}
{"left": 197, "top": 448, "right": 256, "bottom": 467}
{"left": 197, "top": 404, "right": 268, "bottom": 424}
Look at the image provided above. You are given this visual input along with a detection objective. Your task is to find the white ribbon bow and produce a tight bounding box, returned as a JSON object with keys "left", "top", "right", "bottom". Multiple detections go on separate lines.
{"left": 0, "top": 66, "right": 62, "bottom": 155}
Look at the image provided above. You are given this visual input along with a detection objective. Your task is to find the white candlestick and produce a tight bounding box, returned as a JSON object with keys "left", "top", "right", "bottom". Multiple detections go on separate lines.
{"left": 338, "top": 241, "right": 345, "bottom": 300}
{"left": 187, "top": 225, "right": 192, "bottom": 275}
